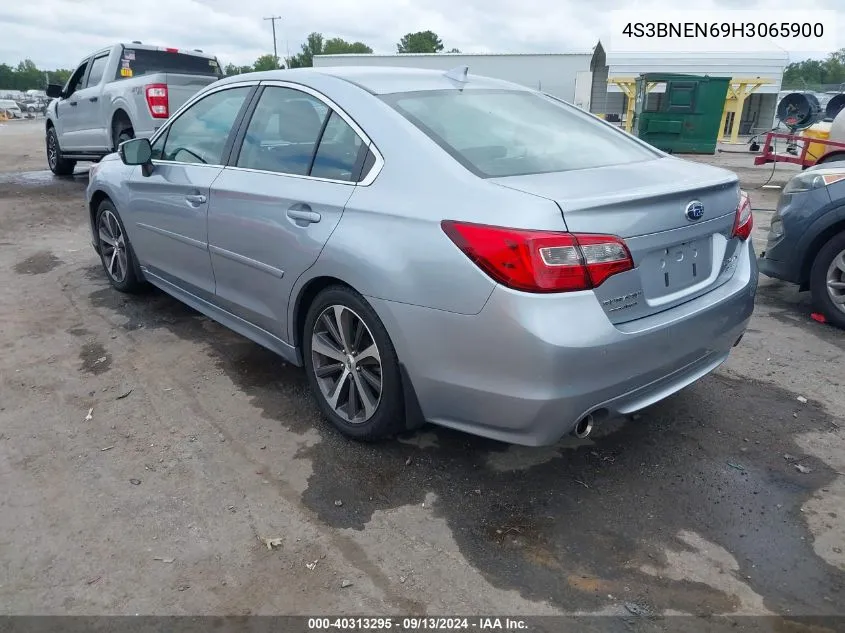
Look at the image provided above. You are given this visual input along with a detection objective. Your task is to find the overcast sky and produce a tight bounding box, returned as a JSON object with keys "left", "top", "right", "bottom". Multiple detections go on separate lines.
{"left": 1, "top": 0, "right": 843, "bottom": 70}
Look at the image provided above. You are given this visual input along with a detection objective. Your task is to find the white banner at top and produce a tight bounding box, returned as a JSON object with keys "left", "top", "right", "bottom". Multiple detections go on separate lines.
{"left": 609, "top": 10, "right": 838, "bottom": 55}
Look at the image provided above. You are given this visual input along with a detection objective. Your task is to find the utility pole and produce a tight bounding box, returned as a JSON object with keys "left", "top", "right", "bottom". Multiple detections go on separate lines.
{"left": 263, "top": 16, "right": 282, "bottom": 68}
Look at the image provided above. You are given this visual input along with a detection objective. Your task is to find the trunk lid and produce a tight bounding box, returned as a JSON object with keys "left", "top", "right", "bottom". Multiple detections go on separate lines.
{"left": 491, "top": 157, "right": 744, "bottom": 323}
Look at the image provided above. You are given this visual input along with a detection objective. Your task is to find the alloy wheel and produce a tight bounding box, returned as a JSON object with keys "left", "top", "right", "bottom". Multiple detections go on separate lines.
{"left": 98, "top": 209, "right": 128, "bottom": 283}
{"left": 310, "top": 305, "right": 383, "bottom": 423}
{"left": 47, "top": 133, "right": 57, "bottom": 169}
{"left": 826, "top": 248, "right": 845, "bottom": 313}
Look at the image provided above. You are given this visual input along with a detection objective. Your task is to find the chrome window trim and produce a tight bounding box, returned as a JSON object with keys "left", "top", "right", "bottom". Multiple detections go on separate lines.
{"left": 147, "top": 79, "right": 385, "bottom": 186}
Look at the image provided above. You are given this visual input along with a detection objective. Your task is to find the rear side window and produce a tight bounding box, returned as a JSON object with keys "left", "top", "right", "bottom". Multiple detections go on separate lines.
{"left": 310, "top": 112, "right": 366, "bottom": 181}
{"left": 382, "top": 89, "right": 658, "bottom": 178}
{"left": 86, "top": 55, "right": 109, "bottom": 87}
{"left": 236, "top": 86, "right": 330, "bottom": 176}
{"left": 235, "top": 86, "right": 369, "bottom": 182}
{"left": 155, "top": 87, "right": 251, "bottom": 164}
{"left": 115, "top": 48, "right": 222, "bottom": 80}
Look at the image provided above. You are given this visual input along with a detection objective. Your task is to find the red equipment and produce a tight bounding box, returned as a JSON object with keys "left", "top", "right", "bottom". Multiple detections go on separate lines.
{"left": 753, "top": 131, "right": 845, "bottom": 169}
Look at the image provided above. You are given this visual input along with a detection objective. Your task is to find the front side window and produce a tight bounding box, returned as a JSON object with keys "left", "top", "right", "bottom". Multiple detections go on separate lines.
{"left": 158, "top": 86, "right": 251, "bottom": 165}
{"left": 64, "top": 60, "right": 89, "bottom": 98}
{"left": 86, "top": 55, "right": 109, "bottom": 88}
{"left": 236, "top": 86, "right": 329, "bottom": 176}
{"left": 382, "top": 89, "right": 659, "bottom": 178}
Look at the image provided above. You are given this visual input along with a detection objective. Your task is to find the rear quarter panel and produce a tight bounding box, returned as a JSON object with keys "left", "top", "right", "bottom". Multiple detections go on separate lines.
{"left": 104, "top": 76, "right": 158, "bottom": 138}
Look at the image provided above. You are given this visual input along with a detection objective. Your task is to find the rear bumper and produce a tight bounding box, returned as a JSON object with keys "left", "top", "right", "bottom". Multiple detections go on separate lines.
{"left": 758, "top": 248, "right": 800, "bottom": 284}
{"left": 370, "top": 239, "right": 757, "bottom": 446}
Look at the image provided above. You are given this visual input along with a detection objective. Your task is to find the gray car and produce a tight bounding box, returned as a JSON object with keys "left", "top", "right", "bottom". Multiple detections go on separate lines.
{"left": 86, "top": 67, "right": 757, "bottom": 446}
{"left": 759, "top": 164, "right": 845, "bottom": 328}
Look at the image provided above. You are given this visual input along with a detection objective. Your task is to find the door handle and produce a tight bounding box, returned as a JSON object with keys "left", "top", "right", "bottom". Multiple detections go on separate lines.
{"left": 69, "top": 101, "right": 78, "bottom": 107}
{"left": 286, "top": 208, "right": 321, "bottom": 224}
{"left": 185, "top": 194, "right": 207, "bottom": 205}
{"left": 89, "top": 96, "right": 98, "bottom": 102}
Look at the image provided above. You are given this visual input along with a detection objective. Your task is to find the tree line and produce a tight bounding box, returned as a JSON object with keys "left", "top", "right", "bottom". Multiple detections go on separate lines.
{"left": 782, "top": 49, "right": 845, "bottom": 89}
{"left": 0, "top": 60, "right": 71, "bottom": 92}
{"left": 226, "top": 30, "right": 458, "bottom": 75}
{"left": 1, "top": 30, "right": 458, "bottom": 91}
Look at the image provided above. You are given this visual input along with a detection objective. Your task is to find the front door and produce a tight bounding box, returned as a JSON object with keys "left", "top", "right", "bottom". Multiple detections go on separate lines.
{"left": 208, "top": 84, "right": 371, "bottom": 340}
{"left": 72, "top": 52, "right": 110, "bottom": 150}
{"left": 125, "top": 85, "right": 254, "bottom": 300}
{"left": 54, "top": 59, "right": 90, "bottom": 150}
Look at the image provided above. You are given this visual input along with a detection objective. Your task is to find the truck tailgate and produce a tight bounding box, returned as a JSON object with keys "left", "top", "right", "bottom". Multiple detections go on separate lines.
{"left": 163, "top": 73, "right": 219, "bottom": 111}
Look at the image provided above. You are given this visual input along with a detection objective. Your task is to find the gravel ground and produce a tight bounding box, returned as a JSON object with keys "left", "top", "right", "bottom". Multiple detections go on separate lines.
{"left": 0, "top": 118, "right": 842, "bottom": 623}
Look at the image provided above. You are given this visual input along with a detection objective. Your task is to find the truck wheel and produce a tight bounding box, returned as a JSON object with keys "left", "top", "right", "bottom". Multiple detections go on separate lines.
{"left": 46, "top": 126, "right": 76, "bottom": 176}
{"left": 810, "top": 231, "right": 845, "bottom": 330}
{"left": 113, "top": 120, "right": 134, "bottom": 151}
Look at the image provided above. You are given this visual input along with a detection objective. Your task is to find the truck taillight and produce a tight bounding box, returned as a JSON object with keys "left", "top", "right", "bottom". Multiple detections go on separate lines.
{"left": 732, "top": 191, "right": 753, "bottom": 241}
{"left": 441, "top": 220, "right": 634, "bottom": 293}
{"left": 145, "top": 83, "right": 169, "bottom": 119}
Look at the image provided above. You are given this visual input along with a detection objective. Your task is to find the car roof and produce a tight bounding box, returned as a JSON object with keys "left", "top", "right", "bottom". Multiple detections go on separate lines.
{"left": 214, "top": 66, "right": 531, "bottom": 95}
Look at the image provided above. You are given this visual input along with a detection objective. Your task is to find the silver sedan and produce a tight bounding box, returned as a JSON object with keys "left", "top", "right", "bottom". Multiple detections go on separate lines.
{"left": 86, "top": 67, "right": 757, "bottom": 446}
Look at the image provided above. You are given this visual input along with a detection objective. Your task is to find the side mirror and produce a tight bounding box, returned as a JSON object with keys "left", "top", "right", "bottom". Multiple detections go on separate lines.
{"left": 46, "top": 84, "right": 64, "bottom": 99}
{"left": 119, "top": 138, "right": 152, "bottom": 166}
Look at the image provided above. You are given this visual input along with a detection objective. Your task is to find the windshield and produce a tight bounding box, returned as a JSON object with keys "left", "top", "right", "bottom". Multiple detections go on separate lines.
{"left": 381, "top": 89, "right": 659, "bottom": 178}
{"left": 115, "top": 48, "right": 222, "bottom": 80}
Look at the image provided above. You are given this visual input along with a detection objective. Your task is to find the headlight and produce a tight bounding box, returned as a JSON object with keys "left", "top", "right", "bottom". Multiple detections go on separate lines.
{"left": 769, "top": 219, "right": 784, "bottom": 240}
{"left": 783, "top": 169, "right": 845, "bottom": 194}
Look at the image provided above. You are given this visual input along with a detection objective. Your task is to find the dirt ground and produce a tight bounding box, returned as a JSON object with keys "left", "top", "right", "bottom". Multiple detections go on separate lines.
{"left": 0, "top": 118, "right": 843, "bottom": 622}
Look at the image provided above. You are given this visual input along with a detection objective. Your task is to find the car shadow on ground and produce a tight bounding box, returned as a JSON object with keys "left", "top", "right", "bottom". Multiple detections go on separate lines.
{"left": 83, "top": 265, "right": 845, "bottom": 617}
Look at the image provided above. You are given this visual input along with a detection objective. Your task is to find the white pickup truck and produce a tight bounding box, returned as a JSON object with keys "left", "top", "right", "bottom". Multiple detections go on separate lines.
{"left": 45, "top": 42, "right": 223, "bottom": 175}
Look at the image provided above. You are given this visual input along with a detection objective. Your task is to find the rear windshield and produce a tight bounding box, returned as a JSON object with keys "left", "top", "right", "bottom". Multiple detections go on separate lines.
{"left": 381, "top": 89, "right": 658, "bottom": 178}
{"left": 115, "top": 48, "right": 222, "bottom": 80}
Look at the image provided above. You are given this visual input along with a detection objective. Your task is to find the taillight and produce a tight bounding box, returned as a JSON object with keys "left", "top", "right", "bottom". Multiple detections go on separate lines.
{"left": 145, "top": 83, "right": 169, "bottom": 119}
{"left": 441, "top": 220, "right": 634, "bottom": 293}
{"left": 732, "top": 191, "right": 753, "bottom": 241}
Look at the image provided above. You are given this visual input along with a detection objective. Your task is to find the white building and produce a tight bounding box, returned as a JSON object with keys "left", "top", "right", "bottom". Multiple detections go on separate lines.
{"left": 314, "top": 50, "right": 595, "bottom": 110}
{"left": 315, "top": 43, "right": 788, "bottom": 135}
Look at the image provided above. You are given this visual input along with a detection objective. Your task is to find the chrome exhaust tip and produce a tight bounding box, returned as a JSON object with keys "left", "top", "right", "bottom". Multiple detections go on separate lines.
{"left": 573, "top": 414, "right": 594, "bottom": 439}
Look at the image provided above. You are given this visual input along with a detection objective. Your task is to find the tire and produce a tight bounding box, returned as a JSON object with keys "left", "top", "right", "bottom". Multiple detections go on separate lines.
{"left": 302, "top": 285, "right": 405, "bottom": 441}
{"left": 810, "top": 231, "right": 845, "bottom": 330}
{"left": 94, "top": 199, "right": 145, "bottom": 293}
{"left": 113, "top": 118, "right": 134, "bottom": 151}
{"left": 46, "top": 126, "right": 76, "bottom": 176}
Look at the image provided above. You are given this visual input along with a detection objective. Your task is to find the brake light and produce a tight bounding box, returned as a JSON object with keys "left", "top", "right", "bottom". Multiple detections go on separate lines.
{"left": 145, "top": 83, "right": 169, "bottom": 119}
{"left": 165, "top": 47, "right": 179, "bottom": 53}
{"left": 441, "top": 220, "right": 634, "bottom": 293}
{"left": 732, "top": 191, "right": 753, "bottom": 241}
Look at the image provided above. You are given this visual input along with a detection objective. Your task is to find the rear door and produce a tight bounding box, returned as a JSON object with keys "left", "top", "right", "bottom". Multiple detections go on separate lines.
{"left": 126, "top": 84, "right": 254, "bottom": 300}
{"left": 207, "top": 82, "right": 371, "bottom": 340}
{"left": 73, "top": 51, "right": 110, "bottom": 149}
{"left": 54, "top": 59, "right": 90, "bottom": 150}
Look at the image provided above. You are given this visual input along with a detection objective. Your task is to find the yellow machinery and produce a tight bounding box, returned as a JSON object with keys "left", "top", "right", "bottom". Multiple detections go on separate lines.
{"left": 607, "top": 76, "right": 773, "bottom": 142}
{"left": 801, "top": 122, "right": 832, "bottom": 163}
{"left": 718, "top": 78, "right": 773, "bottom": 144}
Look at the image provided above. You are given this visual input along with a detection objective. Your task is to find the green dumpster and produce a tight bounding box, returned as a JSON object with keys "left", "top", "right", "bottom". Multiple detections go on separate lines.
{"left": 632, "top": 73, "right": 730, "bottom": 154}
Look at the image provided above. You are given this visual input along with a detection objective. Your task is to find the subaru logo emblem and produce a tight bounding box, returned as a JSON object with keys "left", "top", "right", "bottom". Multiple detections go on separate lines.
{"left": 685, "top": 200, "right": 704, "bottom": 221}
